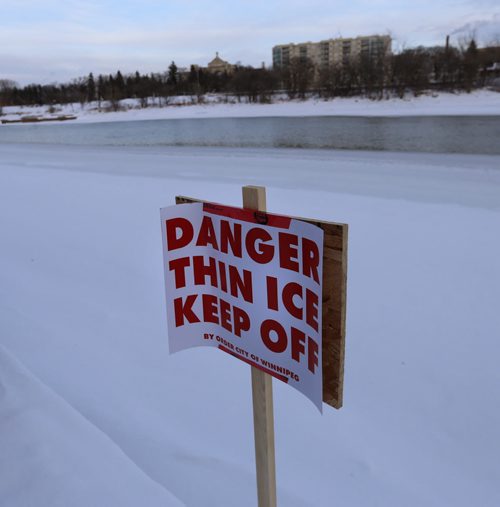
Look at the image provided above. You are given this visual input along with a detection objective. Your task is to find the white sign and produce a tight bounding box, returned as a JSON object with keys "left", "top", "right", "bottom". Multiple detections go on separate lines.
{"left": 161, "top": 201, "right": 324, "bottom": 410}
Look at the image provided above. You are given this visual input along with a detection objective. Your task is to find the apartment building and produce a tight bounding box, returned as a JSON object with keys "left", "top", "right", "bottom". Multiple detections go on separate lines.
{"left": 272, "top": 35, "right": 391, "bottom": 68}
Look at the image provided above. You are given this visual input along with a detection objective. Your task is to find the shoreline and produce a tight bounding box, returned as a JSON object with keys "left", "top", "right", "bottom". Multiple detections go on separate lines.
{"left": 1, "top": 90, "right": 499, "bottom": 126}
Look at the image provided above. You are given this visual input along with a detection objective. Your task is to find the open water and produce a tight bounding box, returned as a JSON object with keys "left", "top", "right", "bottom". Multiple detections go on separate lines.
{"left": 1, "top": 115, "right": 499, "bottom": 154}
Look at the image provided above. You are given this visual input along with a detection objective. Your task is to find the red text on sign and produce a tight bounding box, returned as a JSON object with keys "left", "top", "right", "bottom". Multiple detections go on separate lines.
{"left": 260, "top": 319, "right": 319, "bottom": 373}
{"left": 165, "top": 216, "right": 320, "bottom": 284}
{"left": 173, "top": 294, "right": 250, "bottom": 337}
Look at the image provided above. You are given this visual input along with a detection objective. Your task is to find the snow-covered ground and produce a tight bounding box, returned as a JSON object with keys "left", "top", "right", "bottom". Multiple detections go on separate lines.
{"left": 0, "top": 344, "right": 183, "bottom": 507}
{"left": 1, "top": 143, "right": 499, "bottom": 506}
{"left": 1, "top": 89, "right": 499, "bottom": 125}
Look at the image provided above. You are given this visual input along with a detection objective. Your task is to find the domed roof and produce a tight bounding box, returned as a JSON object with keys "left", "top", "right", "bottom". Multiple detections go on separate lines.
{"left": 208, "top": 52, "right": 227, "bottom": 66}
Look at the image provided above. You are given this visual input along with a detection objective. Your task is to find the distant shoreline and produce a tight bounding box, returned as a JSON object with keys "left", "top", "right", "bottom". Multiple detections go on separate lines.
{"left": 1, "top": 90, "right": 499, "bottom": 126}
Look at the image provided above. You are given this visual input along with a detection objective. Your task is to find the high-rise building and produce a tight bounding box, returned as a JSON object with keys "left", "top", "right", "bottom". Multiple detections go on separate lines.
{"left": 272, "top": 35, "right": 391, "bottom": 68}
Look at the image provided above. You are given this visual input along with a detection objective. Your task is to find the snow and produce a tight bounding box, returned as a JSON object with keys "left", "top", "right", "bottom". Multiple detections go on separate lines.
{"left": 1, "top": 89, "right": 499, "bottom": 125}
{"left": 0, "top": 344, "right": 183, "bottom": 507}
{"left": 1, "top": 143, "right": 500, "bottom": 506}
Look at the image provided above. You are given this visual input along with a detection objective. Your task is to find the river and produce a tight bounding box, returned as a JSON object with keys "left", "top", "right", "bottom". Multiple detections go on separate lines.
{"left": 1, "top": 115, "right": 499, "bottom": 154}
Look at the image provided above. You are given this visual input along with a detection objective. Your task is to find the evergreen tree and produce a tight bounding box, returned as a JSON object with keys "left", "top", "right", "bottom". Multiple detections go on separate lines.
{"left": 168, "top": 61, "right": 178, "bottom": 86}
{"left": 87, "top": 73, "right": 96, "bottom": 103}
{"left": 463, "top": 39, "right": 479, "bottom": 91}
{"left": 97, "top": 75, "right": 105, "bottom": 104}
{"left": 115, "top": 71, "right": 126, "bottom": 99}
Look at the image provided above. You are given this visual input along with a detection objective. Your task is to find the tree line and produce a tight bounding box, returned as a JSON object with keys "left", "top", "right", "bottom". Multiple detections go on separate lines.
{"left": 1, "top": 40, "right": 499, "bottom": 109}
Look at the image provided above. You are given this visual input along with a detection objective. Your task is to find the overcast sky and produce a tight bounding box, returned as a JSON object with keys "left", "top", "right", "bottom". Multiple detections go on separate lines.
{"left": 1, "top": 0, "right": 499, "bottom": 85}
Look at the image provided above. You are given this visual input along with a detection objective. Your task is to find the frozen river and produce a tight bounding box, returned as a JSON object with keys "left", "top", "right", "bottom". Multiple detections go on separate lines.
{"left": 2, "top": 115, "right": 500, "bottom": 154}
{"left": 1, "top": 143, "right": 500, "bottom": 507}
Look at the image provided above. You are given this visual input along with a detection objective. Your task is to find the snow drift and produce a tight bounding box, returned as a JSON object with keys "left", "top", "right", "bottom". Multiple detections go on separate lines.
{"left": 0, "top": 344, "right": 183, "bottom": 507}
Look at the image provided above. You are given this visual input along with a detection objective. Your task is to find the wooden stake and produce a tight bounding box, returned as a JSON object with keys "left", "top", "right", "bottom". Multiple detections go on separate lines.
{"left": 242, "top": 185, "right": 277, "bottom": 507}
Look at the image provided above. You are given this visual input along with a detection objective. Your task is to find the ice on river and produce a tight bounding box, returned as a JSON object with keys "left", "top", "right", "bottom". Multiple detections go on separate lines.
{"left": 1, "top": 144, "right": 499, "bottom": 506}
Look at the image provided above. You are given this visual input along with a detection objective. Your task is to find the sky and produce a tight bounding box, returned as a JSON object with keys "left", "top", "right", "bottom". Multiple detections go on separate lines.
{"left": 1, "top": 0, "right": 499, "bottom": 85}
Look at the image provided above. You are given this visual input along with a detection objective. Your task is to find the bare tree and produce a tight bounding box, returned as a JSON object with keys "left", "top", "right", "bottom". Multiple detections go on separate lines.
{"left": 282, "top": 57, "right": 315, "bottom": 99}
{"left": 0, "top": 79, "right": 19, "bottom": 115}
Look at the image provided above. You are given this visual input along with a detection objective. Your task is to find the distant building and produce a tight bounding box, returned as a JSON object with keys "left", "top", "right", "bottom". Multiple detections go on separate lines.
{"left": 207, "top": 52, "right": 235, "bottom": 74}
{"left": 272, "top": 35, "right": 391, "bottom": 68}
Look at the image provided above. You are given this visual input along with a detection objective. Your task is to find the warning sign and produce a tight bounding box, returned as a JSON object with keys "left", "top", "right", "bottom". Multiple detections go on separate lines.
{"left": 161, "top": 200, "right": 324, "bottom": 410}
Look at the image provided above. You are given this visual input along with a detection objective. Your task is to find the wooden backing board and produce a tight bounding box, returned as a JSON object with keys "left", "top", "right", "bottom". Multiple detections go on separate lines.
{"left": 175, "top": 195, "right": 348, "bottom": 409}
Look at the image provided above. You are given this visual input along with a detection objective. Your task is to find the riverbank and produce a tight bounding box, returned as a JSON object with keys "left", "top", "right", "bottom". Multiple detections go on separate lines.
{"left": 1, "top": 89, "right": 499, "bottom": 125}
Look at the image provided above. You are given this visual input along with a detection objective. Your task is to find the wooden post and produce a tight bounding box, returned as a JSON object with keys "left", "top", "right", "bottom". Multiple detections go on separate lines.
{"left": 242, "top": 185, "right": 277, "bottom": 507}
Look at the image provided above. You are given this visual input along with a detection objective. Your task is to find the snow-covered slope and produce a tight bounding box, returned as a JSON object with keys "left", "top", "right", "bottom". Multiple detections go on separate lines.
{"left": 0, "top": 344, "right": 183, "bottom": 507}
